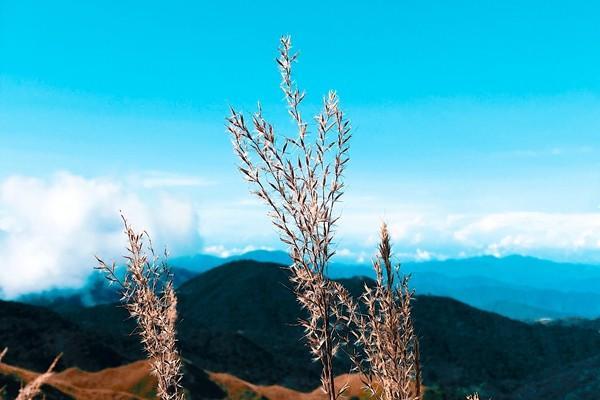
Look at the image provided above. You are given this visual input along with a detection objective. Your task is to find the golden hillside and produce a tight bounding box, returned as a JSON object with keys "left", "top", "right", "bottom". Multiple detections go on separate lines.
{"left": 0, "top": 360, "right": 405, "bottom": 400}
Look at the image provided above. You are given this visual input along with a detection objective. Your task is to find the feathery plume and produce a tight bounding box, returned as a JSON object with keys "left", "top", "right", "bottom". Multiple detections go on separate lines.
{"left": 352, "top": 223, "right": 420, "bottom": 400}
{"left": 96, "top": 214, "right": 184, "bottom": 400}
{"left": 227, "top": 35, "right": 353, "bottom": 400}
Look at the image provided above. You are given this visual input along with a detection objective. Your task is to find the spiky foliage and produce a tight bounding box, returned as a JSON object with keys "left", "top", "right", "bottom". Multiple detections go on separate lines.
{"left": 96, "top": 215, "right": 184, "bottom": 400}
{"left": 0, "top": 348, "right": 6, "bottom": 400}
{"left": 15, "top": 353, "right": 61, "bottom": 400}
{"left": 227, "top": 35, "right": 354, "bottom": 400}
{"left": 352, "top": 223, "right": 420, "bottom": 400}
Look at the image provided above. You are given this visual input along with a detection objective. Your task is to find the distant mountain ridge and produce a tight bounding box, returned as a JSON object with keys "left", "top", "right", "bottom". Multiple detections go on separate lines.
{"left": 12, "top": 250, "right": 600, "bottom": 320}
{"left": 170, "top": 249, "right": 293, "bottom": 272}
{"left": 118, "top": 251, "right": 600, "bottom": 321}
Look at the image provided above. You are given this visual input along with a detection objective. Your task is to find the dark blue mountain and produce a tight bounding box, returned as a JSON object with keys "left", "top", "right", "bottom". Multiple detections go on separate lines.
{"left": 13, "top": 251, "right": 600, "bottom": 320}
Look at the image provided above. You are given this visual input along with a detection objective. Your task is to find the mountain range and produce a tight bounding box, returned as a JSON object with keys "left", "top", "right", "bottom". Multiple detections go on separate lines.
{"left": 18, "top": 251, "right": 600, "bottom": 321}
{"left": 4, "top": 259, "right": 600, "bottom": 399}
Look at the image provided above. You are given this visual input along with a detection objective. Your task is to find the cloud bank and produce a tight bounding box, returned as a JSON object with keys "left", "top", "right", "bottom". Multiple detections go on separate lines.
{"left": 334, "top": 209, "right": 600, "bottom": 263}
{"left": 1, "top": 172, "right": 600, "bottom": 298}
{"left": 0, "top": 172, "right": 202, "bottom": 298}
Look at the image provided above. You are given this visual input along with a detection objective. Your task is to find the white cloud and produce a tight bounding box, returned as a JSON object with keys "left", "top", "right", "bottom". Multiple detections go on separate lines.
{"left": 451, "top": 212, "right": 600, "bottom": 258}
{"left": 334, "top": 206, "right": 600, "bottom": 262}
{"left": 0, "top": 172, "right": 202, "bottom": 298}
{"left": 336, "top": 248, "right": 355, "bottom": 258}
{"left": 415, "top": 249, "right": 433, "bottom": 261}
{"left": 385, "top": 211, "right": 600, "bottom": 261}
{"left": 213, "top": 190, "right": 600, "bottom": 263}
{"left": 2, "top": 171, "right": 600, "bottom": 297}
{"left": 202, "top": 244, "right": 274, "bottom": 258}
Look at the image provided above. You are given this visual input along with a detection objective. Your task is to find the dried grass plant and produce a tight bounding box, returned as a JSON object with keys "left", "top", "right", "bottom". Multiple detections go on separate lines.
{"left": 227, "top": 35, "right": 355, "bottom": 400}
{"left": 466, "top": 394, "right": 480, "bottom": 400}
{"left": 95, "top": 215, "right": 184, "bottom": 400}
{"left": 15, "top": 353, "right": 61, "bottom": 400}
{"left": 0, "top": 348, "right": 6, "bottom": 400}
{"left": 352, "top": 223, "right": 420, "bottom": 400}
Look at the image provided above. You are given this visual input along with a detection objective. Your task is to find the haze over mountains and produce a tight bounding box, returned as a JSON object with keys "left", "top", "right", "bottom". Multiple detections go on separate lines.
{"left": 16, "top": 250, "right": 600, "bottom": 321}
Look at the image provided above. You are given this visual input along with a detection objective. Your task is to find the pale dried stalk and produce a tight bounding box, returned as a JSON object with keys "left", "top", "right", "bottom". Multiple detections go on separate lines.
{"left": 466, "top": 394, "right": 480, "bottom": 400}
{"left": 352, "top": 223, "right": 420, "bottom": 400}
{"left": 0, "top": 348, "right": 6, "bottom": 400}
{"left": 96, "top": 215, "right": 184, "bottom": 400}
{"left": 227, "top": 36, "right": 354, "bottom": 400}
{"left": 414, "top": 339, "right": 422, "bottom": 399}
{"left": 15, "top": 353, "right": 61, "bottom": 400}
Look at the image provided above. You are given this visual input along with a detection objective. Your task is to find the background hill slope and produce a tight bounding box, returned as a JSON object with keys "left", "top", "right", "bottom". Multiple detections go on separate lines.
{"left": 49, "top": 260, "right": 600, "bottom": 399}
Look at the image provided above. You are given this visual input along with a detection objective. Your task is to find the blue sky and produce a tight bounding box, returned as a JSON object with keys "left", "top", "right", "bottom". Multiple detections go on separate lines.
{"left": 1, "top": 1, "right": 600, "bottom": 295}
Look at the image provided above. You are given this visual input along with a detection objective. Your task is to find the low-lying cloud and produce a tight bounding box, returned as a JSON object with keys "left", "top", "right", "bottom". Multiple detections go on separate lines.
{"left": 1, "top": 172, "right": 600, "bottom": 298}
{"left": 337, "top": 210, "right": 600, "bottom": 262}
{"left": 0, "top": 172, "right": 202, "bottom": 298}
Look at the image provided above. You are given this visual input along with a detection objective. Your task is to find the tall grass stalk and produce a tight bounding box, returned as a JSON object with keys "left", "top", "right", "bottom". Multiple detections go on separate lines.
{"left": 96, "top": 214, "right": 184, "bottom": 400}
{"left": 352, "top": 223, "right": 420, "bottom": 400}
{"left": 227, "top": 35, "right": 354, "bottom": 400}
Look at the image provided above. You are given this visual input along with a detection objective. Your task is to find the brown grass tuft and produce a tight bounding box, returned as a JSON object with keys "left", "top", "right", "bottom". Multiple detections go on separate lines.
{"left": 351, "top": 223, "right": 420, "bottom": 400}
{"left": 95, "top": 214, "right": 184, "bottom": 400}
{"left": 15, "top": 353, "right": 61, "bottom": 400}
{"left": 227, "top": 35, "right": 354, "bottom": 400}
